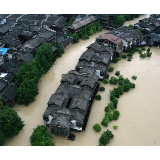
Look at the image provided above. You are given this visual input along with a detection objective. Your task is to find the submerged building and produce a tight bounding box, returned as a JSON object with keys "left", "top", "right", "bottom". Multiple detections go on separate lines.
{"left": 43, "top": 70, "right": 99, "bottom": 140}
{"left": 76, "top": 42, "right": 114, "bottom": 80}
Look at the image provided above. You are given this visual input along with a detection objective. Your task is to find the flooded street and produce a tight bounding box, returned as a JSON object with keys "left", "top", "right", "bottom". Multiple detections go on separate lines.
{"left": 5, "top": 14, "right": 160, "bottom": 146}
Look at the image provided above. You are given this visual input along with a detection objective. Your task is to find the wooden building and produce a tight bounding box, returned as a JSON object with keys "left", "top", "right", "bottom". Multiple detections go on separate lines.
{"left": 68, "top": 16, "right": 97, "bottom": 33}
{"left": 96, "top": 33, "right": 123, "bottom": 56}
{"left": 43, "top": 70, "right": 99, "bottom": 140}
{"left": 0, "top": 82, "right": 17, "bottom": 106}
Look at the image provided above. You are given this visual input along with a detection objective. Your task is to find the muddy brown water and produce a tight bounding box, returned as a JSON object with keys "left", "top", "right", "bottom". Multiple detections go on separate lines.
{"left": 5, "top": 14, "right": 160, "bottom": 146}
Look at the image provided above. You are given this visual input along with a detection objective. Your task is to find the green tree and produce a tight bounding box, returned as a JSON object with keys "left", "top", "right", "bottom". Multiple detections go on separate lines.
{"left": 0, "top": 130, "right": 5, "bottom": 146}
{"left": 95, "top": 95, "right": 101, "bottom": 100}
{"left": 93, "top": 123, "right": 101, "bottom": 132}
{"left": 0, "top": 107, "right": 24, "bottom": 139}
{"left": 72, "top": 33, "right": 79, "bottom": 43}
{"left": 113, "top": 110, "right": 120, "bottom": 120}
{"left": 101, "top": 115, "right": 109, "bottom": 127}
{"left": 128, "top": 24, "right": 133, "bottom": 28}
{"left": 103, "top": 78, "right": 108, "bottom": 84}
{"left": 0, "top": 98, "right": 4, "bottom": 109}
{"left": 99, "top": 129, "right": 114, "bottom": 146}
{"left": 108, "top": 67, "right": 114, "bottom": 72}
{"left": 30, "top": 125, "right": 54, "bottom": 146}
{"left": 99, "top": 86, "right": 105, "bottom": 91}
{"left": 17, "top": 79, "right": 39, "bottom": 106}
{"left": 16, "top": 63, "right": 41, "bottom": 87}
{"left": 138, "top": 27, "right": 143, "bottom": 33}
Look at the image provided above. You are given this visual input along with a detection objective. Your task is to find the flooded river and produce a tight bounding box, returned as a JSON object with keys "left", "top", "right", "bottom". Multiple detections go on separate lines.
{"left": 5, "top": 14, "right": 160, "bottom": 146}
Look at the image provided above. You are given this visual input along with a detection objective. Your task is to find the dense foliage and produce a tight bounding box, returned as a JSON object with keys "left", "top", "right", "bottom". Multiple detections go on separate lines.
{"left": 104, "top": 73, "right": 109, "bottom": 79}
{"left": 113, "top": 125, "right": 118, "bottom": 129}
{"left": 113, "top": 14, "right": 140, "bottom": 25}
{"left": 65, "top": 17, "right": 76, "bottom": 26}
{"left": 132, "top": 75, "right": 137, "bottom": 80}
{"left": 127, "top": 58, "right": 131, "bottom": 61}
{"left": 16, "top": 42, "right": 62, "bottom": 106}
{"left": 99, "top": 129, "right": 114, "bottom": 146}
{"left": 113, "top": 110, "right": 120, "bottom": 120}
{"left": 16, "top": 63, "right": 41, "bottom": 87}
{"left": 17, "top": 79, "right": 39, "bottom": 106}
{"left": 101, "top": 114, "right": 109, "bottom": 127}
{"left": 122, "top": 55, "right": 127, "bottom": 59}
{"left": 108, "top": 67, "right": 114, "bottom": 72}
{"left": 103, "top": 78, "right": 108, "bottom": 84}
{"left": 0, "top": 107, "right": 24, "bottom": 140}
{"left": 78, "top": 20, "right": 102, "bottom": 40}
{"left": 93, "top": 123, "right": 101, "bottom": 132}
{"left": 99, "top": 86, "right": 105, "bottom": 91}
{"left": 30, "top": 125, "right": 54, "bottom": 146}
{"left": 0, "top": 130, "right": 5, "bottom": 146}
{"left": 115, "top": 71, "right": 120, "bottom": 76}
{"left": 95, "top": 95, "right": 101, "bottom": 100}
{"left": 109, "top": 76, "right": 118, "bottom": 85}
{"left": 138, "top": 27, "right": 143, "bottom": 33}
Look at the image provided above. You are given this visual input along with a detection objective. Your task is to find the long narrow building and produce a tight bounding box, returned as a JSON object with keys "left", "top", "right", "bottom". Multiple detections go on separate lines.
{"left": 43, "top": 42, "right": 114, "bottom": 140}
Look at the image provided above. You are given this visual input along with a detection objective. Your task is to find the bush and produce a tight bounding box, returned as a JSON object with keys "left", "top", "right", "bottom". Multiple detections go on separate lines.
{"left": 110, "top": 90, "right": 116, "bottom": 101}
{"left": 0, "top": 107, "right": 24, "bottom": 139}
{"left": 105, "top": 103, "right": 114, "bottom": 112}
{"left": 112, "top": 58, "right": 117, "bottom": 63}
{"left": 127, "top": 53, "right": 133, "bottom": 57}
{"left": 119, "top": 75, "right": 124, "bottom": 80}
{"left": 124, "top": 84, "right": 131, "bottom": 92}
{"left": 128, "top": 24, "right": 133, "bottom": 28}
{"left": 99, "top": 86, "right": 105, "bottom": 91}
{"left": 138, "top": 50, "right": 142, "bottom": 54}
{"left": 124, "top": 78, "right": 130, "bottom": 84}
{"left": 122, "top": 55, "right": 127, "bottom": 59}
{"left": 130, "top": 82, "right": 135, "bottom": 88}
{"left": 113, "top": 110, "right": 120, "bottom": 120}
{"left": 118, "top": 85, "right": 124, "bottom": 95}
{"left": 113, "top": 98, "right": 118, "bottom": 109}
{"left": 114, "top": 88, "right": 120, "bottom": 98}
{"left": 93, "top": 123, "right": 101, "bottom": 132}
{"left": 132, "top": 75, "right": 137, "bottom": 80}
{"left": 134, "top": 47, "right": 139, "bottom": 52}
{"left": 82, "top": 33, "right": 89, "bottom": 40}
{"left": 147, "top": 48, "right": 150, "bottom": 52}
{"left": 146, "top": 52, "right": 152, "bottom": 57}
{"left": 138, "top": 27, "right": 143, "bottom": 33}
{"left": 127, "top": 58, "right": 131, "bottom": 61}
{"left": 113, "top": 125, "right": 118, "bottom": 129}
{"left": 109, "top": 77, "right": 118, "bottom": 85}
{"left": 95, "top": 95, "right": 101, "bottom": 100}
{"left": 140, "top": 53, "right": 146, "bottom": 58}
{"left": 130, "top": 50, "right": 135, "bottom": 54}
{"left": 99, "top": 129, "right": 114, "bottom": 146}
{"left": 141, "top": 47, "right": 146, "bottom": 51}
{"left": 30, "top": 125, "right": 54, "bottom": 146}
{"left": 115, "top": 71, "right": 120, "bottom": 76}
{"left": 0, "top": 131, "right": 6, "bottom": 146}
{"left": 101, "top": 115, "right": 109, "bottom": 127}
{"left": 104, "top": 74, "right": 109, "bottom": 79}
{"left": 103, "top": 78, "right": 108, "bottom": 84}
{"left": 106, "top": 113, "right": 113, "bottom": 121}
{"left": 118, "top": 79, "right": 124, "bottom": 85}
{"left": 108, "top": 67, "right": 114, "bottom": 72}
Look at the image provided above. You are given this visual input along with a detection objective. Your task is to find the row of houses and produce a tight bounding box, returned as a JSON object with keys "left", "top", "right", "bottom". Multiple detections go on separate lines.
{"left": 0, "top": 14, "right": 76, "bottom": 106}
{"left": 134, "top": 14, "right": 160, "bottom": 34}
{"left": 96, "top": 26, "right": 144, "bottom": 53}
{"left": 43, "top": 42, "right": 114, "bottom": 140}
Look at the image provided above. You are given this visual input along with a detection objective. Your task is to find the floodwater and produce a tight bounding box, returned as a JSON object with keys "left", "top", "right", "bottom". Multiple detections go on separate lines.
{"left": 5, "top": 14, "right": 160, "bottom": 146}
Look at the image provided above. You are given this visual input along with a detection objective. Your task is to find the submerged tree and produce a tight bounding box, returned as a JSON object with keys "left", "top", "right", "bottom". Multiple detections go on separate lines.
{"left": 30, "top": 125, "right": 54, "bottom": 146}
{"left": 17, "top": 79, "right": 39, "bottom": 106}
{"left": 99, "top": 129, "right": 114, "bottom": 146}
{"left": 0, "top": 107, "right": 24, "bottom": 139}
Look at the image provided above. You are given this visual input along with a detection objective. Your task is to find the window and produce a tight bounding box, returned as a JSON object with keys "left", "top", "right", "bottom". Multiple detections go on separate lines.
{"left": 66, "top": 98, "right": 72, "bottom": 109}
